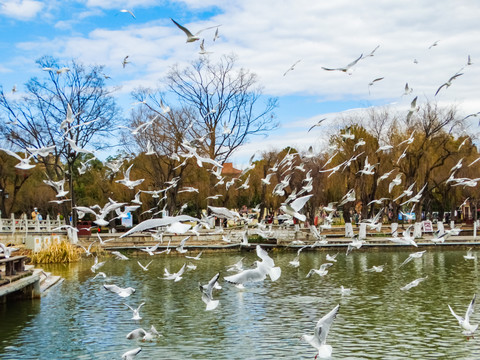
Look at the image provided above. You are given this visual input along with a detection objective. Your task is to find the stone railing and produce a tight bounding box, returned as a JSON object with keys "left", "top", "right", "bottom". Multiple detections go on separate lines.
{"left": 0, "top": 214, "right": 66, "bottom": 234}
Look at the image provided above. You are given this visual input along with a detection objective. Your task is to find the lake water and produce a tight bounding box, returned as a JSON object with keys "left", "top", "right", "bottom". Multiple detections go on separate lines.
{"left": 1, "top": 247, "right": 479, "bottom": 359}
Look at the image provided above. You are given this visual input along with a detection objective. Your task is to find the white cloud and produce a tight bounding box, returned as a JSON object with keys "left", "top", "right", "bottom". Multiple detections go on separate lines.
{"left": 0, "top": 0, "right": 44, "bottom": 20}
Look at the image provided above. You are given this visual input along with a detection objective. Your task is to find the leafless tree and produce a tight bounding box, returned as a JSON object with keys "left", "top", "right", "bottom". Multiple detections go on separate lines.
{"left": 0, "top": 56, "right": 121, "bottom": 222}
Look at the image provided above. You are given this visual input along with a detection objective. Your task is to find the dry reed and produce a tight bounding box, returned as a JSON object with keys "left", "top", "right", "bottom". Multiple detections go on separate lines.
{"left": 30, "top": 240, "right": 82, "bottom": 264}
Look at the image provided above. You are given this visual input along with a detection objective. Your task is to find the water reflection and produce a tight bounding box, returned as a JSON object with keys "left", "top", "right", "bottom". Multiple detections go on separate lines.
{"left": 0, "top": 248, "right": 479, "bottom": 359}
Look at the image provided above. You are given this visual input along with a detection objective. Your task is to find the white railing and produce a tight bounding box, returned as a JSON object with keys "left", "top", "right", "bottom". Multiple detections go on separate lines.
{"left": 0, "top": 214, "right": 66, "bottom": 234}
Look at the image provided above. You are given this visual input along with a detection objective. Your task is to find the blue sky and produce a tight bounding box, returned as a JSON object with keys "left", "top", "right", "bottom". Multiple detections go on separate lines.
{"left": 1, "top": 0, "right": 479, "bottom": 165}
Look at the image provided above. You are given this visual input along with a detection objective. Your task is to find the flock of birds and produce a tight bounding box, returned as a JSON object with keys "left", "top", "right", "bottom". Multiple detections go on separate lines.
{"left": 1, "top": 12, "right": 480, "bottom": 360}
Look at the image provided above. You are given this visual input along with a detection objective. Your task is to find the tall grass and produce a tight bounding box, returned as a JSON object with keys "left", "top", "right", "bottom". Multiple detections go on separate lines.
{"left": 30, "top": 241, "right": 82, "bottom": 264}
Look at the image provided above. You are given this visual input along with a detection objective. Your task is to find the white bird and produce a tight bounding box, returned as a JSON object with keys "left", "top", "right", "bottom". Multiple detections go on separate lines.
{"left": 137, "top": 260, "right": 153, "bottom": 271}
{"left": 122, "top": 347, "right": 141, "bottom": 360}
{"left": 283, "top": 59, "right": 302, "bottom": 76}
{"left": 199, "top": 273, "right": 220, "bottom": 311}
{"left": 464, "top": 248, "right": 476, "bottom": 260}
{"left": 163, "top": 264, "right": 186, "bottom": 282}
{"left": 399, "top": 250, "right": 426, "bottom": 267}
{"left": 115, "top": 164, "right": 145, "bottom": 190}
{"left": 280, "top": 194, "right": 313, "bottom": 222}
{"left": 226, "top": 257, "right": 244, "bottom": 272}
{"left": 340, "top": 286, "right": 351, "bottom": 296}
{"left": 365, "top": 264, "right": 385, "bottom": 273}
{"left": 79, "top": 241, "right": 96, "bottom": 256}
{"left": 224, "top": 245, "right": 281, "bottom": 286}
{"left": 448, "top": 294, "right": 478, "bottom": 336}
{"left": 140, "top": 243, "right": 161, "bottom": 256}
{"left": 346, "top": 235, "right": 365, "bottom": 255}
{"left": 90, "top": 256, "right": 105, "bottom": 273}
{"left": 307, "top": 118, "right": 326, "bottom": 132}
{"left": 120, "top": 215, "right": 201, "bottom": 237}
{"left": 65, "top": 137, "right": 95, "bottom": 155}
{"left": 27, "top": 145, "right": 56, "bottom": 157}
{"left": 435, "top": 72, "right": 463, "bottom": 96}
{"left": 176, "top": 236, "right": 190, "bottom": 253}
{"left": 326, "top": 253, "right": 338, "bottom": 262}
{"left": 185, "top": 251, "right": 203, "bottom": 261}
{"left": 126, "top": 325, "right": 160, "bottom": 342}
{"left": 120, "top": 9, "right": 135, "bottom": 18}
{"left": 0, "top": 243, "right": 19, "bottom": 258}
{"left": 400, "top": 276, "right": 427, "bottom": 291}
{"left": 300, "top": 304, "right": 340, "bottom": 359}
{"left": 104, "top": 284, "right": 136, "bottom": 297}
{"left": 306, "top": 263, "right": 333, "bottom": 278}
{"left": 125, "top": 302, "right": 145, "bottom": 321}
{"left": 0, "top": 148, "right": 36, "bottom": 170}
{"left": 111, "top": 251, "right": 129, "bottom": 260}
{"left": 322, "top": 54, "right": 363, "bottom": 75}
{"left": 388, "top": 174, "right": 402, "bottom": 193}
{"left": 171, "top": 18, "right": 220, "bottom": 43}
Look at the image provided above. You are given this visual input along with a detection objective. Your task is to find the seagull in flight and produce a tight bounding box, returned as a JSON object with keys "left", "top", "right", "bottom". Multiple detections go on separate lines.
{"left": 120, "top": 9, "right": 136, "bottom": 19}
{"left": 125, "top": 302, "right": 145, "bottom": 321}
{"left": 435, "top": 72, "right": 463, "bottom": 96}
{"left": 104, "top": 284, "right": 136, "bottom": 298}
{"left": 199, "top": 273, "right": 220, "bottom": 311}
{"left": 322, "top": 54, "right": 363, "bottom": 75}
{"left": 171, "top": 18, "right": 221, "bottom": 43}
{"left": 301, "top": 304, "right": 340, "bottom": 359}
{"left": 122, "top": 347, "right": 141, "bottom": 360}
{"left": 400, "top": 276, "right": 427, "bottom": 291}
{"left": 0, "top": 148, "right": 36, "bottom": 170}
{"left": 308, "top": 118, "right": 326, "bottom": 132}
{"left": 448, "top": 294, "right": 478, "bottom": 337}
{"left": 283, "top": 59, "right": 302, "bottom": 76}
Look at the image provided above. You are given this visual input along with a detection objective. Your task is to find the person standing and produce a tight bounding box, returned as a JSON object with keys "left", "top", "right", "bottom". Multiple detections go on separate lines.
{"left": 31, "top": 208, "right": 39, "bottom": 220}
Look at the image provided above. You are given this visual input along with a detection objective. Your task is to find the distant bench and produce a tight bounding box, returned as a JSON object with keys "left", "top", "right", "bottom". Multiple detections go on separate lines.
{"left": 0, "top": 255, "right": 27, "bottom": 279}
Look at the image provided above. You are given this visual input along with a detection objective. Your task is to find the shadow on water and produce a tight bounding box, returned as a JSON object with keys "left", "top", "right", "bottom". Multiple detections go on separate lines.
{"left": 0, "top": 248, "right": 479, "bottom": 359}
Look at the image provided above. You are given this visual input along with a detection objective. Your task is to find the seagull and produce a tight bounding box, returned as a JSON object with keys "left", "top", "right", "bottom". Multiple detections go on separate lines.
{"left": 0, "top": 243, "right": 19, "bottom": 258}
{"left": 122, "top": 347, "right": 141, "bottom": 360}
{"left": 140, "top": 243, "right": 161, "bottom": 256}
{"left": 322, "top": 54, "right": 363, "bottom": 75}
{"left": 448, "top": 294, "right": 478, "bottom": 337}
{"left": 115, "top": 164, "right": 145, "bottom": 190}
{"left": 104, "top": 284, "right": 136, "bottom": 297}
{"left": 400, "top": 276, "right": 427, "bottom": 291}
{"left": 365, "top": 264, "right": 385, "bottom": 272}
{"left": 0, "top": 148, "right": 36, "bottom": 170}
{"left": 120, "top": 9, "right": 135, "bottom": 19}
{"left": 185, "top": 251, "right": 203, "bottom": 260}
{"left": 126, "top": 326, "right": 160, "bottom": 341}
{"left": 111, "top": 251, "right": 129, "bottom": 260}
{"left": 91, "top": 256, "right": 105, "bottom": 273}
{"left": 368, "top": 77, "right": 384, "bottom": 94}
{"left": 226, "top": 257, "right": 244, "bottom": 272}
{"left": 125, "top": 302, "right": 145, "bottom": 321}
{"left": 306, "top": 263, "right": 334, "bottom": 278}
{"left": 171, "top": 18, "right": 221, "bottom": 43}
{"left": 346, "top": 235, "right": 365, "bottom": 255}
{"left": 403, "top": 82, "right": 413, "bottom": 96}
{"left": 199, "top": 273, "right": 220, "bottom": 311}
{"left": 224, "top": 245, "right": 281, "bottom": 286}
{"left": 163, "top": 264, "right": 186, "bottom": 282}
{"left": 79, "top": 241, "right": 96, "bottom": 257}
{"left": 176, "top": 236, "right": 190, "bottom": 254}
{"left": 399, "top": 250, "right": 426, "bottom": 268}
{"left": 283, "top": 59, "right": 302, "bottom": 76}
{"left": 325, "top": 253, "right": 338, "bottom": 262}
{"left": 308, "top": 118, "right": 326, "bottom": 132}
{"left": 137, "top": 260, "right": 153, "bottom": 271}
{"left": 406, "top": 96, "right": 419, "bottom": 122}
{"left": 428, "top": 40, "right": 439, "bottom": 49}
{"left": 300, "top": 304, "right": 340, "bottom": 359}
{"left": 464, "top": 248, "right": 476, "bottom": 260}
{"left": 340, "top": 286, "right": 351, "bottom": 296}
{"left": 122, "top": 55, "right": 130, "bottom": 68}
{"left": 435, "top": 73, "right": 463, "bottom": 96}
{"left": 280, "top": 194, "right": 313, "bottom": 222}
{"left": 388, "top": 174, "right": 402, "bottom": 193}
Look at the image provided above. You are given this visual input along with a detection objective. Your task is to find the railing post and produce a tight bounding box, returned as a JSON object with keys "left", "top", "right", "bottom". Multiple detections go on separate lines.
{"left": 11, "top": 213, "right": 15, "bottom": 235}
{"left": 46, "top": 214, "right": 51, "bottom": 231}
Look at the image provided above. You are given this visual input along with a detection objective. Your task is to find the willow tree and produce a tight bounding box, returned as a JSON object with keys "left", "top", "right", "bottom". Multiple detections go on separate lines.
{"left": 0, "top": 56, "right": 121, "bottom": 222}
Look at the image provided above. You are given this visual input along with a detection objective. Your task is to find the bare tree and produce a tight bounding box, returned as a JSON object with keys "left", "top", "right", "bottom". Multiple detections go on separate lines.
{"left": 0, "top": 56, "right": 121, "bottom": 222}
{"left": 135, "top": 54, "right": 278, "bottom": 163}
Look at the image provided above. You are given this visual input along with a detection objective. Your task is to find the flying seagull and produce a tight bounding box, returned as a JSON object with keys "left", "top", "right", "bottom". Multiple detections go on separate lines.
{"left": 283, "top": 59, "right": 302, "bottom": 76}
{"left": 321, "top": 54, "right": 363, "bottom": 75}
{"left": 171, "top": 18, "right": 221, "bottom": 43}
{"left": 120, "top": 9, "right": 135, "bottom": 19}
{"left": 448, "top": 294, "right": 478, "bottom": 337}
{"left": 435, "top": 73, "right": 463, "bottom": 96}
{"left": 308, "top": 118, "right": 326, "bottom": 132}
{"left": 301, "top": 304, "right": 340, "bottom": 359}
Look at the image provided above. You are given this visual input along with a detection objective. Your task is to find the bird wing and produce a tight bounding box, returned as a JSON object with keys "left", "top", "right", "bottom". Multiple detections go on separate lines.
{"left": 171, "top": 18, "right": 195, "bottom": 37}
{"left": 347, "top": 54, "right": 363, "bottom": 67}
{"left": 314, "top": 304, "right": 340, "bottom": 345}
{"left": 449, "top": 304, "right": 464, "bottom": 323}
{"left": 224, "top": 267, "right": 265, "bottom": 284}
{"left": 465, "top": 294, "right": 476, "bottom": 322}
{"left": 121, "top": 216, "right": 200, "bottom": 237}
{"left": 104, "top": 284, "right": 122, "bottom": 294}
{"left": 256, "top": 245, "right": 275, "bottom": 268}
{"left": 289, "top": 194, "right": 313, "bottom": 212}
{"left": 126, "top": 328, "right": 147, "bottom": 340}
{"left": 0, "top": 148, "right": 22, "bottom": 161}
{"left": 435, "top": 83, "right": 447, "bottom": 96}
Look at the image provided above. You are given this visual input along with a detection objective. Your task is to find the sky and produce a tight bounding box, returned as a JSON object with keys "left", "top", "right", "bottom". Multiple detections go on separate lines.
{"left": 1, "top": 0, "right": 479, "bottom": 166}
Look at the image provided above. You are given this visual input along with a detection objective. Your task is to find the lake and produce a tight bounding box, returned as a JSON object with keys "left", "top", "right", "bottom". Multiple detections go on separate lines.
{"left": 0, "top": 247, "right": 479, "bottom": 359}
